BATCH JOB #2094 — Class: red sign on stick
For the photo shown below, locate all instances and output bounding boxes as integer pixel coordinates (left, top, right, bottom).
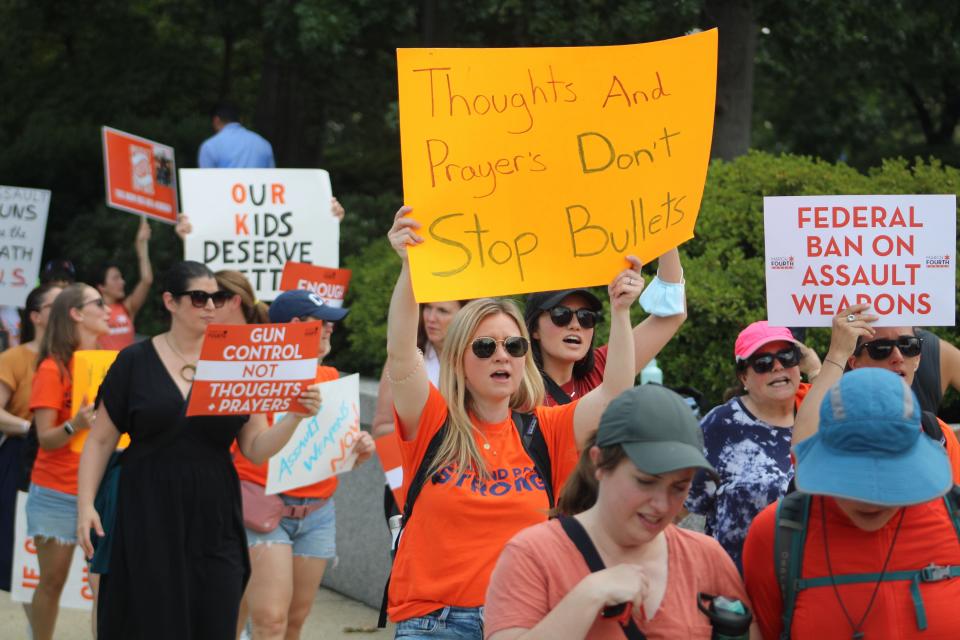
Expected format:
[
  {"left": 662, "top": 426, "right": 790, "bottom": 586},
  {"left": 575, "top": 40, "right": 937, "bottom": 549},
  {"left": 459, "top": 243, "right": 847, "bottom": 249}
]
[
  {"left": 279, "top": 262, "right": 352, "bottom": 307},
  {"left": 102, "top": 126, "right": 178, "bottom": 223},
  {"left": 187, "top": 323, "right": 321, "bottom": 416}
]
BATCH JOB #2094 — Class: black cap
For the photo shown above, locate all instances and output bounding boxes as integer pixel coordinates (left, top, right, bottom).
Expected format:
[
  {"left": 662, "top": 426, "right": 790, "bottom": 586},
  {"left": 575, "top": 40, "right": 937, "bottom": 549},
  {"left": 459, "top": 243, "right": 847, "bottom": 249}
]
[{"left": 523, "top": 289, "right": 602, "bottom": 325}]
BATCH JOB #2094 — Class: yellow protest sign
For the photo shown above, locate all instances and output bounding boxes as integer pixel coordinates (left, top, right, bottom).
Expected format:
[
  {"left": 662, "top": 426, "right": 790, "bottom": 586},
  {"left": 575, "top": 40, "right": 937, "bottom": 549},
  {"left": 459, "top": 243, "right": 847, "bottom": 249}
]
[
  {"left": 69, "top": 350, "right": 129, "bottom": 453},
  {"left": 398, "top": 30, "right": 717, "bottom": 301}
]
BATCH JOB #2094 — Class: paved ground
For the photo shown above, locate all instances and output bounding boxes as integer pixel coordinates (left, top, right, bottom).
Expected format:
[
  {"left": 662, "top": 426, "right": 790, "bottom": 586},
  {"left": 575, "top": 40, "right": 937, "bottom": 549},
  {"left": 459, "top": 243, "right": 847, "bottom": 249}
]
[{"left": 0, "top": 587, "right": 395, "bottom": 639}]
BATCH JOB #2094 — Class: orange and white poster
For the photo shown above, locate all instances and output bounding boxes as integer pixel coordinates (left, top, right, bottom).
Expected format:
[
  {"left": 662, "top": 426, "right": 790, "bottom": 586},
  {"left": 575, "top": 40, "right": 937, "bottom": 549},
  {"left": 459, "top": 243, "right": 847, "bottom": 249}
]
[
  {"left": 12, "top": 492, "right": 93, "bottom": 610},
  {"left": 279, "top": 262, "right": 351, "bottom": 307},
  {"left": 397, "top": 31, "right": 717, "bottom": 301},
  {"left": 375, "top": 433, "right": 405, "bottom": 508},
  {"left": 102, "top": 126, "right": 178, "bottom": 223},
  {"left": 187, "top": 323, "right": 321, "bottom": 416}
]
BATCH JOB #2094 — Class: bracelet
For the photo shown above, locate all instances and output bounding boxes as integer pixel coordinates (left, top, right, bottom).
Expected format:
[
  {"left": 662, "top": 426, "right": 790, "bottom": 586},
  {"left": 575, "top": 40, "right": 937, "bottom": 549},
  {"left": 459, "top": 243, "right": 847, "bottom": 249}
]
[
  {"left": 386, "top": 349, "right": 424, "bottom": 385},
  {"left": 63, "top": 421, "right": 75, "bottom": 436},
  {"left": 20, "top": 420, "right": 31, "bottom": 435},
  {"left": 823, "top": 358, "right": 845, "bottom": 372}
]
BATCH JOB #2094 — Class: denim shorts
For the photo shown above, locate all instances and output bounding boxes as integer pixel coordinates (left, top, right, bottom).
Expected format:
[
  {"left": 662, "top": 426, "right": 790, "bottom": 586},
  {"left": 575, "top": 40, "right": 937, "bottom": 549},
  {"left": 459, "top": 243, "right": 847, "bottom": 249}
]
[
  {"left": 395, "top": 606, "right": 484, "bottom": 640},
  {"left": 244, "top": 495, "right": 335, "bottom": 559},
  {"left": 26, "top": 483, "right": 77, "bottom": 544}
]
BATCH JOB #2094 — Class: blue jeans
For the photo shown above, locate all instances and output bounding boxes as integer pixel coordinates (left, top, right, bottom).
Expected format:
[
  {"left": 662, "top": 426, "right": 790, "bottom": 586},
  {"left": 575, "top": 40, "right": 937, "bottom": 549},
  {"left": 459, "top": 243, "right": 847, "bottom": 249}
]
[{"left": 395, "top": 606, "right": 484, "bottom": 639}]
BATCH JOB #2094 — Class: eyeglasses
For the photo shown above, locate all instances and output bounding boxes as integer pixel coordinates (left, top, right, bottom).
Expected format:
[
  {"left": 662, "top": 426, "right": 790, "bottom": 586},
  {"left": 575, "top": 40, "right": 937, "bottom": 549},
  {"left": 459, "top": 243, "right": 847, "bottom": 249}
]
[
  {"left": 174, "top": 290, "right": 233, "bottom": 308},
  {"left": 77, "top": 298, "right": 106, "bottom": 310},
  {"left": 854, "top": 335, "right": 922, "bottom": 360},
  {"left": 547, "top": 306, "right": 602, "bottom": 329},
  {"left": 740, "top": 346, "right": 802, "bottom": 374},
  {"left": 471, "top": 336, "right": 529, "bottom": 359}
]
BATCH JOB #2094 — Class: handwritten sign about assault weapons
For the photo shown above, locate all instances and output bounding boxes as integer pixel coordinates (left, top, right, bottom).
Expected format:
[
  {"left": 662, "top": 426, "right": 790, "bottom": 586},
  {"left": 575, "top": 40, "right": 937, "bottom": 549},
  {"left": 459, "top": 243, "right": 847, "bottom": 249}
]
[
  {"left": 0, "top": 185, "right": 49, "bottom": 307},
  {"left": 266, "top": 374, "right": 361, "bottom": 495},
  {"left": 187, "top": 323, "right": 321, "bottom": 417},
  {"left": 278, "top": 262, "right": 351, "bottom": 307},
  {"left": 764, "top": 195, "right": 956, "bottom": 327},
  {"left": 102, "top": 127, "right": 178, "bottom": 223},
  {"left": 397, "top": 31, "right": 717, "bottom": 301},
  {"left": 181, "top": 169, "right": 338, "bottom": 301}
]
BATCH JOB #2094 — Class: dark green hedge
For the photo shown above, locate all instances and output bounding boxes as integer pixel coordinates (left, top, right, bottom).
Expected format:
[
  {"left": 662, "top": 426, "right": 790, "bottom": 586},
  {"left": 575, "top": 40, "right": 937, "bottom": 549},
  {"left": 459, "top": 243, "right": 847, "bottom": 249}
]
[{"left": 332, "top": 151, "right": 960, "bottom": 418}]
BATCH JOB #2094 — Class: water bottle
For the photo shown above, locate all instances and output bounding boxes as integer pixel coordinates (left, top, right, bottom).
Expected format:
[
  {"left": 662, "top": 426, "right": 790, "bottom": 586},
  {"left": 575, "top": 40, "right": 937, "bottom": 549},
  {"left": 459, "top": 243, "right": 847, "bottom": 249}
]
[
  {"left": 697, "top": 593, "right": 752, "bottom": 640},
  {"left": 640, "top": 358, "right": 663, "bottom": 385}
]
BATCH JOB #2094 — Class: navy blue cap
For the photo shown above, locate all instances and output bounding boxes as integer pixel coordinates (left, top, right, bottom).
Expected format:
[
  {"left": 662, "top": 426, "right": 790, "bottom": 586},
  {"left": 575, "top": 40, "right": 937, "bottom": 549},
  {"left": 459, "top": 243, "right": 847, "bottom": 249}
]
[{"left": 268, "top": 290, "right": 349, "bottom": 323}]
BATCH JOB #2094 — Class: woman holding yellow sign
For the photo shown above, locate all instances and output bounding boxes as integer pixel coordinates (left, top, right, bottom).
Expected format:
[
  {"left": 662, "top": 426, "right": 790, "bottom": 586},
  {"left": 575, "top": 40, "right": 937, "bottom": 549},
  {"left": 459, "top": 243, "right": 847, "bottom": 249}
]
[
  {"left": 76, "top": 261, "right": 323, "bottom": 640},
  {"left": 383, "top": 205, "right": 642, "bottom": 639},
  {"left": 27, "top": 282, "right": 109, "bottom": 640}
]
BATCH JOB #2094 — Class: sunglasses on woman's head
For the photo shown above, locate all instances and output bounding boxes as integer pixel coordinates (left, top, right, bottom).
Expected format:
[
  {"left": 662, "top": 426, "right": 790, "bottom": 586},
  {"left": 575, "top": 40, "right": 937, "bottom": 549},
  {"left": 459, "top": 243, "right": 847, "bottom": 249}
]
[
  {"left": 854, "top": 335, "right": 922, "bottom": 360},
  {"left": 471, "top": 336, "right": 529, "bottom": 359},
  {"left": 741, "top": 346, "right": 802, "bottom": 374},
  {"left": 175, "top": 290, "right": 233, "bottom": 309},
  {"left": 548, "top": 306, "right": 601, "bottom": 329}
]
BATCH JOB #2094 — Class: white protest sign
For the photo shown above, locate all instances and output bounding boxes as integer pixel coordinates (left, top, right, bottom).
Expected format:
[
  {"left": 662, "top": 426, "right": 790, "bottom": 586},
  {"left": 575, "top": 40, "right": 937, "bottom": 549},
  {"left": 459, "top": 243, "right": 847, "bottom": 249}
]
[
  {"left": 764, "top": 195, "right": 956, "bottom": 327},
  {"left": 0, "top": 186, "right": 50, "bottom": 307},
  {"left": 11, "top": 492, "right": 93, "bottom": 610},
  {"left": 181, "top": 169, "right": 338, "bottom": 301},
  {"left": 266, "top": 374, "right": 361, "bottom": 495}
]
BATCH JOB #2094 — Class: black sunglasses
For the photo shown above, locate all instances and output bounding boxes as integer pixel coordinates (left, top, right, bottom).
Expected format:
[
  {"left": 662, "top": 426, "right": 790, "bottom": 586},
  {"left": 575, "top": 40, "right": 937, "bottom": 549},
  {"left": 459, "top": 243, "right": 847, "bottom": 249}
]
[
  {"left": 174, "top": 290, "right": 233, "bottom": 309},
  {"left": 548, "top": 305, "right": 602, "bottom": 329},
  {"left": 471, "top": 336, "right": 529, "bottom": 359},
  {"left": 740, "top": 346, "right": 802, "bottom": 374},
  {"left": 854, "top": 335, "right": 922, "bottom": 360}
]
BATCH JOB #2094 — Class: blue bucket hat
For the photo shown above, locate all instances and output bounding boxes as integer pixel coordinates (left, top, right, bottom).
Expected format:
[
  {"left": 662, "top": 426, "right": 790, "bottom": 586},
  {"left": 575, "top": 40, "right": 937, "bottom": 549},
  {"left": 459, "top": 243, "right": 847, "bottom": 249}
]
[{"left": 794, "top": 368, "right": 952, "bottom": 506}]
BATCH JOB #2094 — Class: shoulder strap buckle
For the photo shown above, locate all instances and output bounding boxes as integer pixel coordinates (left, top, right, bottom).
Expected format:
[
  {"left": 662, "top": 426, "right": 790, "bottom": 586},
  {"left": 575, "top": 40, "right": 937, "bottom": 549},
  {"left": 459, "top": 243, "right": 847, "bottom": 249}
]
[{"left": 920, "top": 563, "right": 953, "bottom": 583}]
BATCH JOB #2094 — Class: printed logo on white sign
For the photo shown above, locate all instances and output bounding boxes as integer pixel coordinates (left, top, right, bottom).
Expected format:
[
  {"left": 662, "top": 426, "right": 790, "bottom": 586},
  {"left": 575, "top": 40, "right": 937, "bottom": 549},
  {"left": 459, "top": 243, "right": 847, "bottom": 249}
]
[
  {"left": 266, "top": 374, "right": 362, "bottom": 495},
  {"left": 181, "top": 169, "right": 338, "bottom": 301},
  {"left": 11, "top": 492, "right": 93, "bottom": 610},
  {"left": 764, "top": 194, "right": 956, "bottom": 327},
  {"left": 0, "top": 186, "right": 51, "bottom": 307}
]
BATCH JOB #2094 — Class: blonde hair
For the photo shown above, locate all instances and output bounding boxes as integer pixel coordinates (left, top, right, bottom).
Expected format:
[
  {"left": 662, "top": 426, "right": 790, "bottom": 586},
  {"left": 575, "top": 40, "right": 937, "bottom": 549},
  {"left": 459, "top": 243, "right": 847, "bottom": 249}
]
[
  {"left": 432, "top": 298, "right": 545, "bottom": 477},
  {"left": 215, "top": 270, "right": 269, "bottom": 324}
]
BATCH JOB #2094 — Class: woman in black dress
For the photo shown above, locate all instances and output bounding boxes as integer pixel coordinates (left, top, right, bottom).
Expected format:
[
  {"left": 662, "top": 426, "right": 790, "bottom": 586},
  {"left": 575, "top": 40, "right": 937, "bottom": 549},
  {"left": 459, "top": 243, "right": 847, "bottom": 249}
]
[{"left": 75, "top": 261, "right": 321, "bottom": 639}]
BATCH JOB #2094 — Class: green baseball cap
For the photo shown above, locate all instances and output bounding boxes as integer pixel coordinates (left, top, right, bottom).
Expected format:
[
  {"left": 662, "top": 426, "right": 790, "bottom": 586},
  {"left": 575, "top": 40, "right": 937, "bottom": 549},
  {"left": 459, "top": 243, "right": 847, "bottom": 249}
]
[{"left": 596, "top": 385, "right": 717, "bottom": 479}]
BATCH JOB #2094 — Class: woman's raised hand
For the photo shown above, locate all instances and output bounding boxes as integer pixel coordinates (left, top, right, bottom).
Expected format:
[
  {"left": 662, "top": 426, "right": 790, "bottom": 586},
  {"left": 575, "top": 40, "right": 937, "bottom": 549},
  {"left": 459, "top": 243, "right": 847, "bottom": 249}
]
[
  {"left": 388, "top": 206, "right": 423, "bottom": 261},
  {"left": 352, "top": 431, "right": 376, "bottom": 466},
  {"left": 73, "top": 402, "right": 96, "bottom": 431},
  {"left": 829, "top": 303, "right": 878, "bottom": 361},
  {"left": 608, "top": 256, "right": 644, "bottom": 311}
]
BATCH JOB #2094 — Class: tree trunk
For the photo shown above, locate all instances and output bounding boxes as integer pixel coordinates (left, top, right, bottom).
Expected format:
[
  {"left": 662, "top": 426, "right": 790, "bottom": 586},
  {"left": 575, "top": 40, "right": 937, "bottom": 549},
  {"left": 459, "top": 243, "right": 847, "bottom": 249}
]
[{"left": 704, "top": 0, "right": 756, "bottom": 160}]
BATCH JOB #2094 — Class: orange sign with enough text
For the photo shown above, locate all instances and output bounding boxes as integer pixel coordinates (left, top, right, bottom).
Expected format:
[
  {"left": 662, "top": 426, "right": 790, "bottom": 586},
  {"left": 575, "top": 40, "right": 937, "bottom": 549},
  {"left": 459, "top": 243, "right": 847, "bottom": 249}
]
[
  {"left": 102, "top": 126, "right": 178, "bottom": 223},
  {"left": 397, "top": 31, "right": 717, "bottom": 301},
  {"left": 279, "top": 262, "right": 352, "bottom": 307},
  {"left": 187, "top": 323, "right": 321, "bottom": 417}
]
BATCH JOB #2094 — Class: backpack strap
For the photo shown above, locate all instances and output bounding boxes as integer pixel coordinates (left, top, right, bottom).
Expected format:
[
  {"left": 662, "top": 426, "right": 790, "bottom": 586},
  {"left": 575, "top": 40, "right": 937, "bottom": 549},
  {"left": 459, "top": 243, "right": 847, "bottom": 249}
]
[
  {"left": 377, "top": 420, "right": 449, "bottom": 628},
  {"left": 944, "top": 485, "right": 960, "bottom": 541},
  {"left": 542, "top": 372, "right": 574, "bottom": 405},
  {"left": 773, "top": 492, "right": 811, "bottom": 640},
  {"left": 513, "top": 411, "right": 555, "bottom": 508},
  {"left": 557, "top": 516, "right": 647, "bottom": 640},
  {"left": 920, "top": 410, "right": 945, "bottom": 447}
]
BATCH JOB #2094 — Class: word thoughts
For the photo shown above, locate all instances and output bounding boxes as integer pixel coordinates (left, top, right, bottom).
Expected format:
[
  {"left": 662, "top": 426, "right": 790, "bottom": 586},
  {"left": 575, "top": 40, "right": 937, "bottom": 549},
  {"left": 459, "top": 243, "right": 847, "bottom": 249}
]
[
  {"left": 397, "top": 31, "right": 717, "bottom": 300},
  {"left": 187, "top": 323, "right": 321, "bottom": 416},
  {"left": 764, "top": 195, "right": 956, "bottom": 326},
  {"left": 182, "top": 169, "right": 339, "bottom": 300}
]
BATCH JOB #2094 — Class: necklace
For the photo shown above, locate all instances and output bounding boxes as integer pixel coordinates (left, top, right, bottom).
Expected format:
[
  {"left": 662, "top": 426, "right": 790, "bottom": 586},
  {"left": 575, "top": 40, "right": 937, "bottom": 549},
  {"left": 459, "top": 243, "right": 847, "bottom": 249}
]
[
  {"left": 821, "top": 496, "right": 906, "bottom": 639},
  {"left": 164, "top": 333, "right": 197, "bottom": 382}
]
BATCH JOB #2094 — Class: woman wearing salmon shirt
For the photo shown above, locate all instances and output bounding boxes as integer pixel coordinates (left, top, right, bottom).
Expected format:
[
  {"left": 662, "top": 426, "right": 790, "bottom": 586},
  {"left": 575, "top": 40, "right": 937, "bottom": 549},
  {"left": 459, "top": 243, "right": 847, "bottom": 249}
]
[
  {"left": 27, "top": 283, "right": 109, "bottom": 640},
  {"left": 384, "top": 206, "right": 643, "bottom": 639}
]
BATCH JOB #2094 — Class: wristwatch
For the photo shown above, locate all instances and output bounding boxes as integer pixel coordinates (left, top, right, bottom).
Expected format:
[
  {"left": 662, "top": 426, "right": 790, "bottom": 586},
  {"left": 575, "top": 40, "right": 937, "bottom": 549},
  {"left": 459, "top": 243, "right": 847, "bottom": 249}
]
[{"left": 63, "top": 421, "right": 75, "bottom": 436}]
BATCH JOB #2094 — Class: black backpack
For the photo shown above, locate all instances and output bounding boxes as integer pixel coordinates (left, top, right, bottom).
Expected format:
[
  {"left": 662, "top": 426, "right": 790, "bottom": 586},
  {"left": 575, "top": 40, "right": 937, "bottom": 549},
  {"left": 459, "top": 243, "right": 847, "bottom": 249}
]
[
  {"left": 377, "top": 411, "right": 554, "bottom": 627},
  {"left": 772, "top": 485, "right": 960, "bottom": 639}
]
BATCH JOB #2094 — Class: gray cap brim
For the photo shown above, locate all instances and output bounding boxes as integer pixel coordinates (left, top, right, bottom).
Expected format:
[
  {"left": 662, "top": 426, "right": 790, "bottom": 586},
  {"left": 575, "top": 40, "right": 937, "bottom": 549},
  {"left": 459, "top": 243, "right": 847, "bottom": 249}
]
[{"left": 621, "top": 440, "right": 718, "bottom": 481}]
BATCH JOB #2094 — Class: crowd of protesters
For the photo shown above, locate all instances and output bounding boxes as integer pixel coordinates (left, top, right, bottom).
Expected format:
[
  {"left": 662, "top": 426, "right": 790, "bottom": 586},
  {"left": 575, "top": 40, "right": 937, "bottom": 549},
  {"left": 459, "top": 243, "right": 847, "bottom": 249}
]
[{"left": 1, "top": 142, "right": 959, "bottom": 640}]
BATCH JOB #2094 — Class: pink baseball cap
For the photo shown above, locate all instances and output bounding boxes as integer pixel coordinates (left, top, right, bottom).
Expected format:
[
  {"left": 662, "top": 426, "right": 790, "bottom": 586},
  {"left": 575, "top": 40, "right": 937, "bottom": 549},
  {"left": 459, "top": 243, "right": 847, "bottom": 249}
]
[{"left": 734, "top": 321, "right": 799, "bottom": 360}]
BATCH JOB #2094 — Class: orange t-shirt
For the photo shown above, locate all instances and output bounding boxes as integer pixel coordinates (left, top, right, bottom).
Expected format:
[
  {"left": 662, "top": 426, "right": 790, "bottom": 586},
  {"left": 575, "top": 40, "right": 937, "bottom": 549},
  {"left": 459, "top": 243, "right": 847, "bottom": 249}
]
[
  {"left": 0, "top": 344, "right": 38, "bottom": 421},
  {"left": 743, "top": 496, "right": 960, "bottom": 639},
  {"left": 486, "top": 521, "right": 751, "bottom": 639},
  {"left": 387, "top": 384, "right": 579, "bottom": 621},
  {"left": 97, "top": 302, "right": 134, "bottom": 351},
  {"left": 28, "top": 357, "right": 82, "bottom": 495},
  {"left": 233, "top": 365, "right": 340, "bottom": 499}
]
